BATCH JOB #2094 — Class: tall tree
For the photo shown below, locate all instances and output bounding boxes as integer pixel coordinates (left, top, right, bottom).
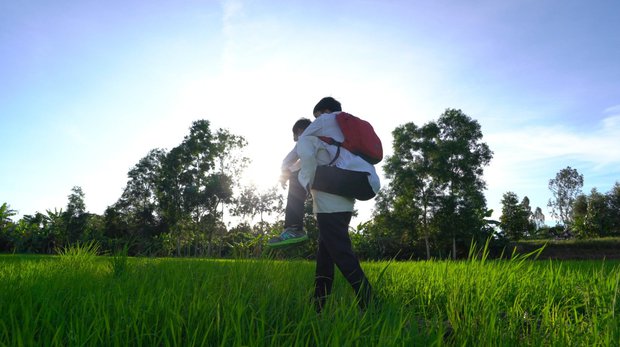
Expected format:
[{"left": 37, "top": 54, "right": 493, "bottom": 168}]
[
  {"left": 499, "top": 192, "right": 530, "bottom": 241},
  {"left": 520, "top": 196, "right": 536, "bottom": 237},
  {"left": 0, "top": 203, "right": 16, "bottom": 230},
  {"left": 532, "top": 206, "right": 545, "bottom": 230},
  {"left": 45, "top": 208, "right": 64, "bottom": 252},
  {"left": 118, "top": 149, "right": 165, "bottom": 221},
  {"left": 112, "top": 120, "right": 247, "bottom": 256},
  {"left": 155, "top": 120, "right": 247, "bottom": 256},
  {"left": 608, "top": 182, "right": 620, "bottom": 235},
  {"left": 586, "top": 188, "right": 610, "bottom": 237},
  {"left": 0, "top": 203, "right": 17, "bottom": 251},
  {"left": 381, "top": 109, "right": 493, "bottom": 259},
  {"left": 432, "top": 109, "right": 493, "bottom": 257},
  {"left": 547, "top": 166, "right": 584, "bottom": 230},
  {"left": 64, "top": 186, "right": 88, "bottom": 244},
  {"left": 66, "top": 186, "right": 86, "bottom": 218},
  {"left": 383, "top": 122, "right": 438, "bottom": 259},
  {"left": 573, "top": 188, "right": 613, "bottom": 238},
  {"left": 112, "top": 148, "right": 166, "bottom": 251}
]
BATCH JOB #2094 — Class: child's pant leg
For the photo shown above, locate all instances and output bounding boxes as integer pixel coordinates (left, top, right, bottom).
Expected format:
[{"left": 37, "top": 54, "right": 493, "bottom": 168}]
[{"left": 284, "top": 171, "right": 306, "bottom": 228}]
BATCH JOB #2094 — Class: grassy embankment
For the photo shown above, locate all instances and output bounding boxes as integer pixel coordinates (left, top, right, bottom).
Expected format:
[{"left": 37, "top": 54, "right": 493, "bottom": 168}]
[{"left": 513, "top": 237, "right": 620, "bottom": 260}]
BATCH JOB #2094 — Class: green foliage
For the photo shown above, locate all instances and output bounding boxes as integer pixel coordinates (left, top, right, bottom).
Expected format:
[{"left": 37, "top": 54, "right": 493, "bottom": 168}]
[
  {"left": 378, "top": 109, "right": 493, "bottom": 259},
  {"left": 106, "top": 120, "right": 249, "bottom": 257},
  {"left": 230, "top": 184, "right": 284, "bottom": 225},
  {"left": 351, "top": 215, "right": 417, "bottom": 260},
  {"left": 56, "top": 241, "right": 102, "bottom": 273},
  {"left": 0, "top": 203, "right": 17, "bottom": 252},
  {"left": 56, "top": 240, "right": 101, "bottom": 261},
  {"left": 532, "top": 206, "right": 545, "bottom": 231},
  {"left": 500, "top": 192, "right": 535, "bottom": 241},
  {"left": 572, "top": 185, "right": 620, "bottom": 238},
  {"left": 0, "top": 203, "right": 16, "bottom": 227},
  {"left": 609, "top": 182, "right": 620, "bottom": 235},
  {"left": 548, "top": 166, "right": 584, "bottom": 229},
  {"left": 66, "top": 186, "right": 86, "bottom": 218}
]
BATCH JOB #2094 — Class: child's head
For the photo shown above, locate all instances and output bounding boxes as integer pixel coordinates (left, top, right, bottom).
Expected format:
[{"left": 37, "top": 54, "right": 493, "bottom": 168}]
[
  {"left": 292, "top": 118, "right": 311, "bottom": 141},
  {"left": 313, "top": 97, "right": 342, "bottom": 117}
]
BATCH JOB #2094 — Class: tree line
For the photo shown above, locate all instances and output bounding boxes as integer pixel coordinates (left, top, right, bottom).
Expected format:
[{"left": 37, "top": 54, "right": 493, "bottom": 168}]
[
  {"left": 499, "top": 166, "right": 620, "bottom": 241},
  {"left": 1, "top": 110, "right": 619, "bottom": 259}
]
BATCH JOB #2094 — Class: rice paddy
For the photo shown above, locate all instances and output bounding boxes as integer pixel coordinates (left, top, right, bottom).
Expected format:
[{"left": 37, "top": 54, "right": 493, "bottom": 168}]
[{"left": 1, "top": 246, "right": 619, "bottom": 346}]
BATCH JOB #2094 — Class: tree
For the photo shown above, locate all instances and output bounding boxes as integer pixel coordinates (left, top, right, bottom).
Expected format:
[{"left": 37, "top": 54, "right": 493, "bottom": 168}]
[
  {"left": 547, "top": 166, "right": 584, "bottom": 230},
  {"left": 586, "top": 188, "right": 610, "bottom": 237},
  {"left": 361, "top": 188, "right": 420, "bottom": 259},
  {"left": 230, "top": 184, "right": 283, "bottom": 255},
  {"left": 155, "top": 120, "right": 247, "bottom": 256},
  {"left": 66, "top": 186, "right": 86, "bottom": 217},
  {"left": 112, "top": 120, "right": 247, "bottom": 256},
  {"left": 0, "top": 203, "right": 17, "bottom": 252},
  {"left": 381, "top": 108, "right": 493, "bottom": 259},
  {"left": 520, "top": 196, "right": 536, "bottom": 237},
  {"left": 44, "top": 208, "right": 65, "bottom": 252},
  {"left": 0, "top": 203, "right": 16, "bottom": 231},
  {"left": 64, "top": 186, "right": 88, "bottom": 244},
  {"left": 607, "top": 182, "right": 620, "bottom": 235},
  {"left": 499, "top": 192, "right": 531, "bottom": 241},
  {"left": 13, "top": 212, "right": 62, "bottom": 253},
  {"left": 429, "top": 109, "right": 494, "bottom": 258},
  {"left": 118, "top": 149, "right": 166, "bottom": 225},
  {"left": 231, "top": 184, "right": 283, "bottom": 227},
  {"left": 532, "top": 207, "right": 545, "bottom": 230},
  {"left": 573, "top": 188, "right": 613, "bottom": 238},
  {"left": 382, "top": 122, "right": 433, "bottom": 258}
]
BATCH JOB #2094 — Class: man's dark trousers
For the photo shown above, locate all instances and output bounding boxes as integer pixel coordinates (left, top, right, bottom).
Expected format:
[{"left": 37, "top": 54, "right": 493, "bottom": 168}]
[{"left": 314, "top": 212, "right": 372, "bottom": 311}]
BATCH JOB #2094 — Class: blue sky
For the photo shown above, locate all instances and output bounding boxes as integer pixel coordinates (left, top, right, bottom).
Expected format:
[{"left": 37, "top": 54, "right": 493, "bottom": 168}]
[{"left": 1, "top": 0, "right": 619, "bottom": 226}]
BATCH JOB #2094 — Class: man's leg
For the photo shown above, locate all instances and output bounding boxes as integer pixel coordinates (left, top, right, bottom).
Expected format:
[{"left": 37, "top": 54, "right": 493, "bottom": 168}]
[
  {"left": 316, "top": 212, "right": 372, "bottom": 310},
  {"left": 284, "top": 170, "right": 305, "bottom": 229},
  {"left": 314, "top": 235, "right": 335, "bottom": 313}
]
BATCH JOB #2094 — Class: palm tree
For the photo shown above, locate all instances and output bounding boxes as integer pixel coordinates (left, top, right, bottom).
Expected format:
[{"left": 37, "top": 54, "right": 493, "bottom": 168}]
[{"left": 0, "top": 203, "right": 17, "bottom": 228}]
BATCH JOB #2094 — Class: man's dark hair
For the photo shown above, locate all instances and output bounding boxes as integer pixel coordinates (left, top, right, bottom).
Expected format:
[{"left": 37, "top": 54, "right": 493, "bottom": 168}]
[
  {"left": 313, "top": 97, "right": 342, "bottom": 114},
  {"left": 292, "top": 118, "right": 312, "bottom": 132}
]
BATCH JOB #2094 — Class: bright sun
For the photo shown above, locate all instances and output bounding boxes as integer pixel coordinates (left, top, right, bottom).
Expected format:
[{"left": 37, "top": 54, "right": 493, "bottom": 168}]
[{"left": 240, "top": 157, "right": 284, "bottom": 193}]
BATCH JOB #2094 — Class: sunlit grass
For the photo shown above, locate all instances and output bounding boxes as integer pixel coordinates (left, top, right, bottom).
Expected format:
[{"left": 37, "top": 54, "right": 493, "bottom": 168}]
[{"left": 0, "top": 248, "right": 619, "bottom": 346}]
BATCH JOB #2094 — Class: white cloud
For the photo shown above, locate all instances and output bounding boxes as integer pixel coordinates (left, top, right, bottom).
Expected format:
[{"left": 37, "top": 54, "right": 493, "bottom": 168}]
[
  {"left": 221, "top": 0, "right": 243, "bottom": 34},
  {"left": 603, "top": 104, "right": 620, "bottom": 115},
  {"left": 487, "top": 112, "right": 620, "bottom": 168},
  {"left": 602, "top": 114, "right": 620, "bottom": 133},
  {"left": 483, "top": 109, "right": 620, "bottom": 221}
]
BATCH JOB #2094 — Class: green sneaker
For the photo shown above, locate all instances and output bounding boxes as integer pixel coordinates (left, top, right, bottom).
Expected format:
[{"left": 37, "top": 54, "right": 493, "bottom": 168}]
[{"left": 267, "top": 227, "right": 308, "bottom": 248}]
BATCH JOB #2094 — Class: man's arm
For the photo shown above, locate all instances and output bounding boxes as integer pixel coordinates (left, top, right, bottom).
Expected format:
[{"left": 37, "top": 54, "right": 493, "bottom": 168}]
[
  {"left": 296, "top": 136, "right": 319, "bottom": 193},
  {"left": 298, "top": 116, "right": 326, "bottom": 138},
  {"left": 281, "top": 145, "right": 299, "bottom": 171}
]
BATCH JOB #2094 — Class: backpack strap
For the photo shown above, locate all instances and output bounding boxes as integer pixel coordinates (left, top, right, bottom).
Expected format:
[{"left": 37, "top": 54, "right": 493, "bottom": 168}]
[{"left": 318, "top": 136, "right": 342, "bottom": 166}]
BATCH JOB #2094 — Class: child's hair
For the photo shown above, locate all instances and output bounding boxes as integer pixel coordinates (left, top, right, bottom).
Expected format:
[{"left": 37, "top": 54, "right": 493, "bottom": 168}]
[
  {"left": 313, "top": 97, "right": 342, "bottom": 114},
  {"left": 292, "top": 118, "right": 312, "bottom": 132}
]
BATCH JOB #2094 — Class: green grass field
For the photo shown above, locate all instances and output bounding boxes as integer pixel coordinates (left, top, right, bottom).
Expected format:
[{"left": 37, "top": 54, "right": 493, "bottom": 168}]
[{"left": 1, "top": 246, "right": 619, "bottom": 346}]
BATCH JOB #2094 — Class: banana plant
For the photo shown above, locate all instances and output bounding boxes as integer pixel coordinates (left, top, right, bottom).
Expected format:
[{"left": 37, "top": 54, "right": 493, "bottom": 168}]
[{"left": 0, "top": 202, "right": 17, "bottom": 228}]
